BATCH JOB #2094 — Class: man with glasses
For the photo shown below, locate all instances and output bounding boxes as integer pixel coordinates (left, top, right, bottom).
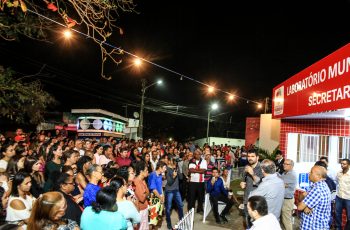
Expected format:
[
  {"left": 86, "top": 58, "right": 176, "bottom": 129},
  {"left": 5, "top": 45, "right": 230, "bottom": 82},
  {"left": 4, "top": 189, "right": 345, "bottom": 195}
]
[
  {"left": 280, "top": 159, "right": 297, "bottom": 230},
  {"left": 335, "top": 159, "right": 350, "bottom": 230},
  {"left": 55, "top": 173, "right": 82, "bottom": 224}
]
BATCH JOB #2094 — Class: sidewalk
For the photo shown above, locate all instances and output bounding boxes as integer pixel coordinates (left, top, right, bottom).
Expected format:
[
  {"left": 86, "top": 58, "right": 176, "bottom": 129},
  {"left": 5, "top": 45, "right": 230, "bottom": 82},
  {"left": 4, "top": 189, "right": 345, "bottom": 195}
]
[
  {"left": 161, "top": 168, "right": 300, "bottom": 230},
  {"left": 161, "top": 201, "right": 245, "bottom": 230}
]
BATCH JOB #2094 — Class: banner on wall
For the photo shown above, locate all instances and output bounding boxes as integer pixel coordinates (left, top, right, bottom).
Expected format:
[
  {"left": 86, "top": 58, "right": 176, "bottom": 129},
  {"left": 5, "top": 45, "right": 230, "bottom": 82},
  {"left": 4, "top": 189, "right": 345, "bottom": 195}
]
[{"left": 272, "top": 43, "right": 350, "bottom": 119}]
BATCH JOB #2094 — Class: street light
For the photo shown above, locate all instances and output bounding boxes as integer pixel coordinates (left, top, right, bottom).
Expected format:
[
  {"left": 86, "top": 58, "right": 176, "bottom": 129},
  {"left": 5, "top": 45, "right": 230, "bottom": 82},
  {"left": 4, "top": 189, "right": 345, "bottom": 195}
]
[
  {"left": 138, "top": 79, "right": 162, "bottom": 139},
  {"left": 206, "top": 103, "right": 218, "bottom": 144}
]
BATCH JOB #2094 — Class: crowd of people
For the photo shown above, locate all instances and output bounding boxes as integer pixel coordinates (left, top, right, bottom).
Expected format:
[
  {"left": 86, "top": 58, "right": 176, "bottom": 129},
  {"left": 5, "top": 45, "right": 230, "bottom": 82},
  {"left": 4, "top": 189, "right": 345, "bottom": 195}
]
[
  {"left": 0, "top": 128, "right": 241, "bottom": 230},
  {"left": 0, "top": 128, "right": 349, "bottom": 230}
]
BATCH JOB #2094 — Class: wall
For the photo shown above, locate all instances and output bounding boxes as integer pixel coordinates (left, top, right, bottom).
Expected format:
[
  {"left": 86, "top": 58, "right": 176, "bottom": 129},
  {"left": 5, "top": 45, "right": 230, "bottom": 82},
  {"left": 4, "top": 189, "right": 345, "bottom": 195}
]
[
  {"left": 258, "top": 114, "right": 280, "bottom": 153},
  {"left": 280, "top": 118, "right": 350, "bottom": 156},
  {"left": 194, "top": 137, "right": 245, "bottom": 148},
  {"left": 280, "top": 118, "right": 350, "bottom": 185},
  {"left": 245, "top": 117, "right": 260, "bottom": 147}
]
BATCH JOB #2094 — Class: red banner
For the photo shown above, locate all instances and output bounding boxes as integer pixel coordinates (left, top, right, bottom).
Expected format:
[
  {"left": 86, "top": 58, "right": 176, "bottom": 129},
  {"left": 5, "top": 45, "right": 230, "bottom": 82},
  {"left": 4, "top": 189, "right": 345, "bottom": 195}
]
[
  {"left": 272, "top": 43, "right": 350, "bottom": 119},
  {"left": 245, "top": 117, "right": 260, "bottom": 147}
]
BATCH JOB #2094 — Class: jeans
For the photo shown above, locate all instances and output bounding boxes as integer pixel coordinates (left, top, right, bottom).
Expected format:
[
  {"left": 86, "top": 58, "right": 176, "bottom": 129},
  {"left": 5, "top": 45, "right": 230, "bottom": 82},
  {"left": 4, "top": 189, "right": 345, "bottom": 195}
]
[
  {"left": 335, "top": 196, "right": 350, "bottom": 230},
  {"left": 165, "top": 190, "right": 184, "bottom": 229}
]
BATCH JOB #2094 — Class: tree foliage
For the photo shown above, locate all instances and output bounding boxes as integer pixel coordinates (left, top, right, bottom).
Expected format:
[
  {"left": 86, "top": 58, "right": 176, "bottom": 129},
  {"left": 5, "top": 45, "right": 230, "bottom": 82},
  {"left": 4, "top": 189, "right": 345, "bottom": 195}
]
[
  {"left": 256, "top": 145, "right": 280, "bottom": 161},
  {"left": 0, "top": 66, "right": 56, "bottom": 124},
  {"left": 0, "top": 0, "right": 137, "bottom": 79}
]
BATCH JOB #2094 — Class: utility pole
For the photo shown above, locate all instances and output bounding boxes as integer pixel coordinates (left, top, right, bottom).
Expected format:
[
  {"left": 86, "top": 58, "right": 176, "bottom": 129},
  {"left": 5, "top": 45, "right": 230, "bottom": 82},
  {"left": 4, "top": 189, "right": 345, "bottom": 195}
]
[
  {"left": 138, "top": 79, "right": 162, "bottom": 140},
  {"left": 138, "top": 78, "right": 146, "bottom": 139}
]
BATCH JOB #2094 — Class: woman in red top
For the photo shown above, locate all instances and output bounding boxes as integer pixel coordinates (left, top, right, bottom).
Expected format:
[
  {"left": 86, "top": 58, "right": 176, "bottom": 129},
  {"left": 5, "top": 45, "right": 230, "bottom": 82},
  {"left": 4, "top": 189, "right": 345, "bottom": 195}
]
[{"left": 133, "top": 161, "right": 150, "bottom": 230}]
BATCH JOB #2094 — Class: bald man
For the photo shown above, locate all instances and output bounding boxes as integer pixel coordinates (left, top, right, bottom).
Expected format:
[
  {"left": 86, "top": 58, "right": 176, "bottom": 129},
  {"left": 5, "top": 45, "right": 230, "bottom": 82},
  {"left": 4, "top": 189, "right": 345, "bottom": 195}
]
[{"left": 298, "top": 166, "right": 331, "bottom": 230}]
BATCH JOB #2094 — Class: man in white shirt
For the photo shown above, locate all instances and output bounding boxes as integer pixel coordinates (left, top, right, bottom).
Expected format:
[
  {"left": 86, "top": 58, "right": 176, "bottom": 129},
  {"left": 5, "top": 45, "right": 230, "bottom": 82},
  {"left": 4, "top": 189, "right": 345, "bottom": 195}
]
[
  {"left": 188, "top": 149, "right": 207, "bottom": 213},
  {"left": 247, "top": 195, "right": 281, "bottom": 230},
  {"left": 335, "top": 158, "right": 350, "bottom": 230}
]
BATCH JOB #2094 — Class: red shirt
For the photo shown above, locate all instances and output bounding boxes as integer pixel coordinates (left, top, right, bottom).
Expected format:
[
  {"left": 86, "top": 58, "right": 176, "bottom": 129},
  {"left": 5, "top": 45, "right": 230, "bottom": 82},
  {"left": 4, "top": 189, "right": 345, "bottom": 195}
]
[
  {"left": 225, "top": 154, "right": 231, "bottom": 165},
  {"left": 116, "top": 156, "right": 131, "bottom": 167}
]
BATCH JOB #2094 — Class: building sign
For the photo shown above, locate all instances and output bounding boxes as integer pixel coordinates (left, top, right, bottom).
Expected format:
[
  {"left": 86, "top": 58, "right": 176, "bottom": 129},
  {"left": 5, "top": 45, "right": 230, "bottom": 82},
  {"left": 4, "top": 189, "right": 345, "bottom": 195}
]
[
  {"left": 78, "top": 132, "right": 102, "bottom": 137},
  {"left": 272, "top": 43, "right": 350, "bottom": 118},
  {"left": 77, "top": 116, "right": 125, "bottom": 135}
]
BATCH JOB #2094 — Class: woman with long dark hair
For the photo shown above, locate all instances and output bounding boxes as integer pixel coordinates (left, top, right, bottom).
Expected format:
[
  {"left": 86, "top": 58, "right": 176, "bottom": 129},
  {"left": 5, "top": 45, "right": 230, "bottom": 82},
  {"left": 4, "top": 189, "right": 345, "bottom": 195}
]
[
  {"left": 80, "top": 186, "right": 127, "bottom": 230},
  {"left": 23, "top": 157, "right": 44, "bottom": 198},
  {"left": 133, "top": 161, "right": 150, "bottom": 230},
  {"left": 75, "top": 156, "right": 92, "bottom": 195},
  {"left": 143, "top": 152, "right": 152, "bottom": 175},
  {"left": 6, "top": 155, "right": 25, "bottom": 180},
  {"left": 110, "top": 177, "right": 140, "bottom": 230},
  {"left": 27, "top": 191, "right": 79, "bottom": 230},
  {"left": 6, "top": 171, "right": 34, "bottom": 228},
  {"left": 44, "top": 144, "right": 63, "bottom": 192},
  {"left": 0, "top": 142, "right": 16, "bottom": 171}
]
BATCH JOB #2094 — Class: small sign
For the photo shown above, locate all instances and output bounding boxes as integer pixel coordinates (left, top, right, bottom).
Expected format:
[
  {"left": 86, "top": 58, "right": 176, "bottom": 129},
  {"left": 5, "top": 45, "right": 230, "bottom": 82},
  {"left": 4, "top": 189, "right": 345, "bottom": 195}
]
[{"left": 298, "top": 173, "right": 310, "bottom": 191}]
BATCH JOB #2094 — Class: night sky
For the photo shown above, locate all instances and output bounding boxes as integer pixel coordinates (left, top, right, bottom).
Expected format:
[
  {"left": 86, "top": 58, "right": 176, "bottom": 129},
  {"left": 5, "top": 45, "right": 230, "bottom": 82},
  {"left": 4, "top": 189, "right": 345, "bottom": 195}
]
[{"left": 1, "top": 0, "right": 350, "bottom": 140}]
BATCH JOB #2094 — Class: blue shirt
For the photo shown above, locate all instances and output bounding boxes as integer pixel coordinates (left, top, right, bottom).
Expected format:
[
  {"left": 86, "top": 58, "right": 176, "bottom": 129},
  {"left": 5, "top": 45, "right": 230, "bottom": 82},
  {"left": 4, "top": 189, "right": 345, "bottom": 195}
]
[
  {"left": 300, "top": 180, "right": 331, "bottom": 230},
  {"left": 117, "top": 201, "right": 141, "bottom": 230},
  {"left": 206, "top": 177, "right": 228, "bottom": 197},
  {"left": 148, "top": 171, "right": 163, "bottom": 195},
  {"left": 80, "top": 206, "right": 127, "bottom": 230},
  {"left": 83, "top": 183, "right": 101, "bottom": 207}
]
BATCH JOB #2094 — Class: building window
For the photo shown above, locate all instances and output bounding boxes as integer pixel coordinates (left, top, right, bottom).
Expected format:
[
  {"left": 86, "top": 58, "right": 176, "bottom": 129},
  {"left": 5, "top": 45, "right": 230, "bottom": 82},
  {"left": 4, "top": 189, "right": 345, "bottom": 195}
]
[
  {"left": 339, "top": 137, "right": 350, "bottom": 162},
  {"left": 297, "top": 134, "right": 330, "bottom": 163}
]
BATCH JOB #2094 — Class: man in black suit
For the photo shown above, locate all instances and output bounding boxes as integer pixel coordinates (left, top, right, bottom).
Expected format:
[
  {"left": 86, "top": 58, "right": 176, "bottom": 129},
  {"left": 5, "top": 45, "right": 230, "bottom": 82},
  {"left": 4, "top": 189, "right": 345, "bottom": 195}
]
[{"left": 274, "top": 151, "right": 285, "bottom": 175}]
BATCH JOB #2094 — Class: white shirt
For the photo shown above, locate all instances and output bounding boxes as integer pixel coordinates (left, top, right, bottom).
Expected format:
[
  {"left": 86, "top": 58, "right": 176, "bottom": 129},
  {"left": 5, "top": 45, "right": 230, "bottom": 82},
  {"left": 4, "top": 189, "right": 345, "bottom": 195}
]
[
  {"left": 150, "top": 158, "right": 158, "bottom": 171},
  {"left": 336, "top": 169, "right": 350, "bottom": 200},
  {"left": 94, "top": 153, "right": 111, "bottom": 166},
  {"left": 250, "top": 213, "right": 282, "bottom": 230},
  {"left": 0, "top": 160, "right": 8, "bottom": 170},
  {"left": 6, "top": 195, "right": 36, "bottom": 229},
  {"left": 221, "top": 176, "right": 230, "bottom": 190},
  {"left": 74, "top": 147, "right": 85, "bottom": 156},
  {"left": 189, "top": 159, "right": 207, "bottom": 183}
]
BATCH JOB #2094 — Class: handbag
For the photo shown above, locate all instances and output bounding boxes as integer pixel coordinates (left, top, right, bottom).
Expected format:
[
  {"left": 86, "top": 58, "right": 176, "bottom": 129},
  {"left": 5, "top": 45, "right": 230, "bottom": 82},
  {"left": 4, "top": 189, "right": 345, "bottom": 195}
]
[{"left": 148, "top": 193, "right": 163, "bottom": 225}]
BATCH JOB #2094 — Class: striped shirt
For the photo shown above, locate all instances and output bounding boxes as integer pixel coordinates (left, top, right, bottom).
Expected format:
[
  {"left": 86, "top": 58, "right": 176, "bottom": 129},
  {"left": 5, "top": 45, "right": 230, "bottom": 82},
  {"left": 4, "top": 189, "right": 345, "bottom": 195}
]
[{"left": 204, "top": 162, "right": 215, "bottom": 182}]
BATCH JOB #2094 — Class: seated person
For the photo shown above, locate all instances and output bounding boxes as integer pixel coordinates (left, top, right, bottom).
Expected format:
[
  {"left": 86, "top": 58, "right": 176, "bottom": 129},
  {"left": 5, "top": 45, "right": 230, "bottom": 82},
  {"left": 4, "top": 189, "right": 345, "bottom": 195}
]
[
  {"left": 247, "top": 195, "right": 281, "bottom": 230},
  {"left": 206, "top": 167, "right": 234, "bottom": 224}
]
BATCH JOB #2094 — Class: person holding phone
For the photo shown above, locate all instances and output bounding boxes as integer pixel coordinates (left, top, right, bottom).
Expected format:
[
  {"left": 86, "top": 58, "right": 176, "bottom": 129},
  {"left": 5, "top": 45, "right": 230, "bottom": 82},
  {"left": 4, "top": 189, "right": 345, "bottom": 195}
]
[
  {"left": 165, "top": 156, "right": 184, "bottom": 230},
  {"left": 207, "top": 168, "right": 234, "bottom": 224}
]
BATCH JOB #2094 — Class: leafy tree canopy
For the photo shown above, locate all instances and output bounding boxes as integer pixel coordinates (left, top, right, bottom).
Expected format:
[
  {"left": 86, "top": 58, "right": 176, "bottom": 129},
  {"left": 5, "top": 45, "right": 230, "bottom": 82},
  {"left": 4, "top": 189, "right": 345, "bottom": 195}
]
[
  {"left": 0, "top": 0, "right": 136, "bottom": 79},
  {"left": 0, "top": 66, "right": 56, "bottom": 124}
]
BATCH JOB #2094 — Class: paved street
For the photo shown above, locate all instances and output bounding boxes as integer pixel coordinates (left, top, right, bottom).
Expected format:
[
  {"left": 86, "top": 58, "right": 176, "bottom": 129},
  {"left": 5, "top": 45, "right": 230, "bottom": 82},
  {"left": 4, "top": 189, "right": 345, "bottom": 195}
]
[
  {"left": 161, "top": 200, "right": 245, "bottom": 230},
  {"left": 161, "top": 168, "right": 301, "bottom": 230}
]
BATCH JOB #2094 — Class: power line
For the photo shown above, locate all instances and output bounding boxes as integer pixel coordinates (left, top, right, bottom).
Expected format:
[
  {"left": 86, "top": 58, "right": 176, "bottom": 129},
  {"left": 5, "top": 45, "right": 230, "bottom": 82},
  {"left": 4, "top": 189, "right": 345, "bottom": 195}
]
[{"left": 26, "top": 9, "right": 264, "bottom": 106}]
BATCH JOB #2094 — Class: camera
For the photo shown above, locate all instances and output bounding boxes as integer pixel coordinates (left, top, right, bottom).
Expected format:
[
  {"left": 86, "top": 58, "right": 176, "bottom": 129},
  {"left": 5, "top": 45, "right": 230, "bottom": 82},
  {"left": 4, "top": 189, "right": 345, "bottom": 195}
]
[{"left": 126, "top": 188, "right": 135, "bottom": 197}]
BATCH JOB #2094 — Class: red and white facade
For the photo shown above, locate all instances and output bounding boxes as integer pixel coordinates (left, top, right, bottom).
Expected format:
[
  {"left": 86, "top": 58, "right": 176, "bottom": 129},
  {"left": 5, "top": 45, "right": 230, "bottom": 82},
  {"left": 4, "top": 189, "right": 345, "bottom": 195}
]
[{"left": 272, "top": 43, "right": 350, "bottom": 185}]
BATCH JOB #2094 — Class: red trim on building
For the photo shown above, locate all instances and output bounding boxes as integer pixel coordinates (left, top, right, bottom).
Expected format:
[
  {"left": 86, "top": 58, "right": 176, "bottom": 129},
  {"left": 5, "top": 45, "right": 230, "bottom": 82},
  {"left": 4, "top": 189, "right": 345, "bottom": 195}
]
[{"left": 279, "top": 118, "right": 350, "bottom": 155}]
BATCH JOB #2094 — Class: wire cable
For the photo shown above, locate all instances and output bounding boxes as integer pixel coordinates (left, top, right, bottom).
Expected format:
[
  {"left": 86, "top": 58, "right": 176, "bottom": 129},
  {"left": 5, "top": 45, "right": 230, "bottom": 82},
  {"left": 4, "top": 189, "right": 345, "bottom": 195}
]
[{"left": 26, "top": 9, "right": 263, "bottom": 105}]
